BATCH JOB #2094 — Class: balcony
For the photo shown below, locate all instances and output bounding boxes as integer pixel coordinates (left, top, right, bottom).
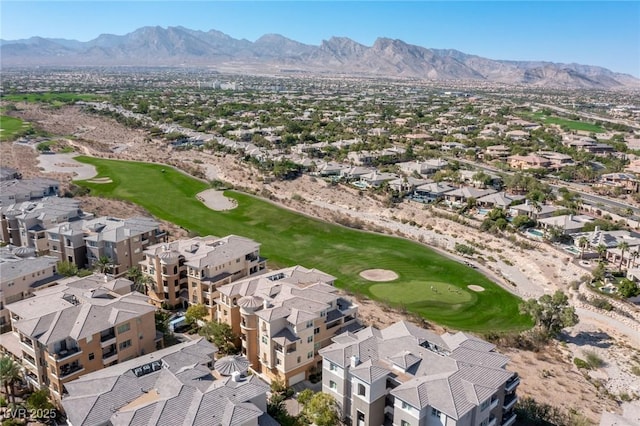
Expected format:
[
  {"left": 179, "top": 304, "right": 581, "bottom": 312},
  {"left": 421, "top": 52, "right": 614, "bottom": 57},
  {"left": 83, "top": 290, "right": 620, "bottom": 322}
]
[
  {"left": 501, "top": 413, "right": 516, "bottom": 426},
  {"left": 59, "top": 362, "right": 84, "bottom": 379},
  {"left": 490, "top": 397, "right": 499, "bottom": 410},
  {"left": 19, "top": 337, "right": 34, "bottom": 351},
  {"left": 503, "top": 394, "right": 518, "bottom": 411},
  {"left": 101, "top": 337, "right": 116, "bottom": 348},
  {"left": 53, "top": 346, "right": 81, "bottom": 361},
  {"left": 102, "top": 349, "right": 118, "bottom": 365},
  {"left": 488, "top": 416, "right": 497, "bottom": 426},
  {"left": 505, "top": 374, "right": 519, "bottom": 392}
]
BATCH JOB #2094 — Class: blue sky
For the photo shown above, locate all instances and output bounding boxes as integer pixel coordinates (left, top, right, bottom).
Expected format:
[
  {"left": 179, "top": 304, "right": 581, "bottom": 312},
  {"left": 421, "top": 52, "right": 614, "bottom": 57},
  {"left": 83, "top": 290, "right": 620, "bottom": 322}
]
[{"left": 1, "top": 1, "right": 638, "bottom": 76}]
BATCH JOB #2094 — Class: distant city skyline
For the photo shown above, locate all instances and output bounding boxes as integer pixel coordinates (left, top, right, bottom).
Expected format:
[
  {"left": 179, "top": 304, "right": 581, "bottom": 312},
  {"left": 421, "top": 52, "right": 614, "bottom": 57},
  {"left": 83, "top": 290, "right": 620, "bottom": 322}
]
[{"left": 1, "top": 1, "right": 638, "bottom": 77}]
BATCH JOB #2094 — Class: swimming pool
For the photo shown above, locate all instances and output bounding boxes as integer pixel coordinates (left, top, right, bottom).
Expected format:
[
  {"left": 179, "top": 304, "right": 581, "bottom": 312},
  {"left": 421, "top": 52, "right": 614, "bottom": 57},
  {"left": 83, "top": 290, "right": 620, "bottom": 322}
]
[{"left": 526, "top": 228, "right": 545, "bottom": 238}]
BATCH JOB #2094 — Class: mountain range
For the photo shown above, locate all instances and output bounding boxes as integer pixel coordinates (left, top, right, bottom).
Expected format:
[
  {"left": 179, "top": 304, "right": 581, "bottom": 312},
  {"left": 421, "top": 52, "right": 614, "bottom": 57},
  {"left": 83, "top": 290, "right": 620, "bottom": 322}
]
[{"left": 2, "top": 26, "right": 637, "bottom": 89}]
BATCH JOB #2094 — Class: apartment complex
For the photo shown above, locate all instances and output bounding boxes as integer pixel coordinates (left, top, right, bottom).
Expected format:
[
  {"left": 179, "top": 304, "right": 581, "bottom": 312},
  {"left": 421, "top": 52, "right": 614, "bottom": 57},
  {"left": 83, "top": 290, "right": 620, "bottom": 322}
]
[
  {"left": 0, "top": 274, "right": 159, "bottom": 402},
  {"left": 46, "top": 216, "right": 166, "bottom": 276},
  {"left": 62, "top": 338, "right": 274, "bottom": 426},
  {"left": 0, "top": 250, "right": 60, "bottom": 329},
  {"left": 216, "top": 265, "right": 359, "bottom": 386},
  {"left": 0, "top": 177, "right": 59, "bottom": 205},
  {"left": 140, "top": 235, "right": 266, "bottom": 313},
  {"left": 0, "top": 197, "right": 88, "bottom": 253},
  {"left": 320, "top": 321, "right": 519, "bottom": 426}
]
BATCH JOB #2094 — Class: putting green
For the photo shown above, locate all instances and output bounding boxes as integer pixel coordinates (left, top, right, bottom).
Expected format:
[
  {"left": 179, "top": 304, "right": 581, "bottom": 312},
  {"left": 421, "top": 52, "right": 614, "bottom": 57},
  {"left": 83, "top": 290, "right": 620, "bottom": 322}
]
[{"left": 370, "top": 281, "right": 474, "bottom": 305}]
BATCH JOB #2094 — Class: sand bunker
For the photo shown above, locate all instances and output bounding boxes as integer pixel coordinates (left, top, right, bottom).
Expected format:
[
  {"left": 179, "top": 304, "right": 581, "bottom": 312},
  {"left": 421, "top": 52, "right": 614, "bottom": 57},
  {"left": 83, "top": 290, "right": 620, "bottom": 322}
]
[
  {"left": 37, "top": 153, "right": 97, "bottom": 180},
  {"left": 197, "top": 189, "right": 238, "bottom": 211},
  {"left": 359, "top": 269, "right": 399, "bottom": 282},
  {"left": 86, "top": 177, "right": 113, "bottom": 184},
  {"left": 468, "top": 285, "right": 485, "bottom": 292}
]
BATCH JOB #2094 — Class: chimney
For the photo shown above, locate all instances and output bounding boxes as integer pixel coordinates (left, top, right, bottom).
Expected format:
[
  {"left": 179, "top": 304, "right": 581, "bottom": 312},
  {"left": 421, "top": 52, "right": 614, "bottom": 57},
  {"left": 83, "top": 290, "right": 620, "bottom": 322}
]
[
  {"left": 595, "top": 226, "right": 600, "bottom": 233},
  {"left": 350, "top": 355, "right": 360, "bottom": 368},
  {"left": 103, "top": 274, "right": 108, "bottom": 282},
  {"left": 525, "top": 199, "right": 529, "bottom": 206},
  {"left": 263, "top": 299, "right": 271, "bottom": 310}
]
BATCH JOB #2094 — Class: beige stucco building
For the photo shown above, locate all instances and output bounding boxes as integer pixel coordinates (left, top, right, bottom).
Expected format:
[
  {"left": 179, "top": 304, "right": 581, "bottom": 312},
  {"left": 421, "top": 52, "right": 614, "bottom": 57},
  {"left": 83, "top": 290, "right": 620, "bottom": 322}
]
[
  {"left": 216, "top": 265, "right": 359, "bottom": 386},
  {"left": 0, "top": 274, "right": 159, "bottom": 403}
]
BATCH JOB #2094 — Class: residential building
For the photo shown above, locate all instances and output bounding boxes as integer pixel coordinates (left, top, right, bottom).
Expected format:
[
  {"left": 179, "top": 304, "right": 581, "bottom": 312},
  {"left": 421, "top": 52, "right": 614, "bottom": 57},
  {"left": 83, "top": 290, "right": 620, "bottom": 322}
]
[
  {"left": 320, "top": 321, "right": 519, "bottom": 426},
  {"left": 62, "top": 338, "right": 276, "bottom": 426},
  {"left": 0, "top": 197, "right": 88, "bottom": 253},
  {"left": 537, "top": 214, "right": 594, "bottom": 236},
  {"left": 0, "top": 177, "right": 59, "bottom": 205},
  {"left": 216, "top": 265, "right": 359, "bottom": 386},
  {"left": 537, "top": 151, "right": 576, "bottom": 169},
  {"left": 0, "top": 274, "right": 159, "bottom": 402},
  {"left": 0, "top": 251, "right": 60, "bottom": 330},
  {"left": 597, "top": 173, "right": 640, "bottom": 193},
  {"left": 483, "top": 145, "right": 511, "bottom": 161},
  {"left": 46, "top": 216, "right": 166, "bottom": 276},
  {"left": 0, "top": 167, "right": 20, "bottom": 182},
  {"left": 507, "top": 154, "right": 551, "bottom": 170},
  {"left": 509, "top": 201, "right": 564, "bottom": 220},
  {"left": 476, "top": 192, "right": 526, "bottom": 209},
  {"left": 140, "top": 235, "right": 266, "bottom": 314},
  {"left": 444, "top": 187, "right": 497, "bottom": 207},
  {"left": 411, "top": 182, "right": 456, "bottom": 204}
]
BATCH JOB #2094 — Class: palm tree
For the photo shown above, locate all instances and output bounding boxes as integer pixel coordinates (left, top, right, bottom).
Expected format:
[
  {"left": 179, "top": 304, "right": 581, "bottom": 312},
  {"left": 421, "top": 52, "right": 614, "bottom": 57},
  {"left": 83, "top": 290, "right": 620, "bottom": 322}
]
[
  {"left": 126, "top": 266, "right": 150, "bottom": 295},
  {"left": 596, "top": 244, "right": 607, "bottom": 261},
  {"left": 578, "top": 236, "right": 589, "bottom": 259},
  {"left": 0, "top": 355, "right": 22, "bottom": 404},
  {"left": 617, "top": 241, "right": 630, "bottom": 270},
  {"left": 630, "top": 250, "right": 640, "bottom": 269},
  {"left": 95, "top": 255, "right": 112, "bottom": 274}
]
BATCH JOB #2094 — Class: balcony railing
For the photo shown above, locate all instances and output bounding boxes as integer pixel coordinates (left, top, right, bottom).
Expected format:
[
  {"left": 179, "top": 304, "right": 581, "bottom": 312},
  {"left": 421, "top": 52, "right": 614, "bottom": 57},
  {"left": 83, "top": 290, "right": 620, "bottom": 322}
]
[
  {"left": 59, "top": 363, "right": 84, "bottom": 378},
  {"left": 505, "top": 374, "right": 520, "bottom": 392},
  {"left": 490, "top": 397, "right": 499, "bottom": 410},
  {"left": 488, "top": 416, "right": 497, "bottom": 426},
  {"left": 53, "top": 346, "right": 81, "bottom": 361},
  {"left": 102, "top": 349, "right": 118, "bottom": 364},
  {"left": 501, "top": 413, "right": 517, "bottom": 426},
  {"left": 503, "top": 394, "right": 518, "bottom": 411}
]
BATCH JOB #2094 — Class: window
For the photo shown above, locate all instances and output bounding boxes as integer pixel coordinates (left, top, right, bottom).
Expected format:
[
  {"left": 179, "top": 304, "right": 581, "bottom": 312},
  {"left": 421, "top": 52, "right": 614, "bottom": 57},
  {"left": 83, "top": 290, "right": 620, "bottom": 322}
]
[
  {"left": 119, "top": 339, "right": 132, "bottom": 350},
  {"left": 307, "top": 336, "right": 313, "bottom": 343},
  {"left": 480, "top": 419, "right": 489, "bottom": 426},
  {"left": 357, "top": 383, "right": 366, "bottom": 396},
  {"left": 401, "top": 421, "right": 411, "bottom": 426},
  {"left": 276, "top": 358, "right": 281, "bottom": 365},
  {"left": 431, "top": 408, "right": 441, "bottom": 417},
  {"left": 88, "top": 353, "right": 95, "bottom": 361},
  {"left": 262, "top": 335, "right": 268, "bottom": 344},
  {"left": 307, "top": 351, "right": 313, "bottom": 359},
  {"left": 402, "top": 401, "right": 412, "bottom": 411},
  {"left": 330, "top": 381, "right": 337, "bottom": 390},
  {"left": 329, "top": 362, "right": 338, "bottom": 371},
  {"left": 314, "top": 327, "right": 320, "bottom": 335},
  {"left": 306, "top": 321, "right": 314, "bottom": 328},
  {"left": 117, "top": 323, "right": 130, "bottom": 334},
  {"left": 297, "top": 356, "right": 301, "bottom": 363},
  {"left": 480, "top": 399, "right": 490, "bottom": 411}
]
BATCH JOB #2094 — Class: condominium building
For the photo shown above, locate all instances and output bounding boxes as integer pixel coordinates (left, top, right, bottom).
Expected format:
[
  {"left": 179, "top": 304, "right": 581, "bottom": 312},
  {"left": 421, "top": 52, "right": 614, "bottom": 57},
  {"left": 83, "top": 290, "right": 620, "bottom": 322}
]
[
  {"left": 0, "top": 250, "right": 60, "bottom": 330},
  {"left": 139, "top": 235, "right": 266, "bottom": 313},
  {"left": 46, "top": 216, "right": 167, "bottom": 276},
  {"left": 216, "top": 265, "right": 360, "bottom": 386},
  {"left": 320, "top": 321, "right": 520, "bottom": 426},
  {"left": 62, "top": 338, "right": 275, "bottom": 426},
  {"left": 0, "top": 177, "right": 59, "bottom": 205},
  {"left": 0, "top": 274, "right": 159, "bottom": 402},
  {"left": 0, "top": 197, "right": 88, "bottom": 253}
]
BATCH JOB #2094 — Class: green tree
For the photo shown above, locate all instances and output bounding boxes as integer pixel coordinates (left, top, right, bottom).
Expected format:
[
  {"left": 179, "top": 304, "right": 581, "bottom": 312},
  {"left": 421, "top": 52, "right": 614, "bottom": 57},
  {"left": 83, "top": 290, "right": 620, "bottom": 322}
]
[
  {"left": 577, "top": 237, "right": 589, "bottom": 260},
  {"left": 185, "top": 304, "right": 208, "bottom": 325},
  {"left": 56, "top": 260, "right": 78, "bottom": 277},
  {"left": 199, "top": 321, "right": 238, "bottom": 355},
  {"left": 617, "top": 241, "right": 629, "bottom": 270},
  {"left": 618, "top": 279, "right": 640, "bottom": 299},
  {"left": 297, "top": 389, "right": 315, "bottom": 406},
  {"left": 0, "top": 356, "right": 21, "bottom": 404},
  {"left": 301, "top": 392, "right": 340, "bottom": 426},
  {"left": 126, "top": 266, "right": 151, "bottom": 294},
  {"left": 25, "top": 388, "right": 54, "bottom": 415},
  {"left": 94, "top": 255, "right": 113, "bottom": 274},
  {"left": 596, "top": 244, "right": 608, "bottom": 261},
  {"left": 519, "top": 291, "right": 578, "bottom": 338}
]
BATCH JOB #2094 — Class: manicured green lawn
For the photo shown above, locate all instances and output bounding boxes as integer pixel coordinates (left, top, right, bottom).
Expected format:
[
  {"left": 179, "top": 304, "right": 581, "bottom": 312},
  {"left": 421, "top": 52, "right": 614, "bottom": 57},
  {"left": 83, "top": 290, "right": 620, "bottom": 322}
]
[
  {"left": 75, "top": 157, "right": 533, "bottom": 332},
  {"left": 0, "top": 115, "right": 30, "bottom": 141},
  {"left": 529, "top": 111, "right": 605, "bottom": 133}
]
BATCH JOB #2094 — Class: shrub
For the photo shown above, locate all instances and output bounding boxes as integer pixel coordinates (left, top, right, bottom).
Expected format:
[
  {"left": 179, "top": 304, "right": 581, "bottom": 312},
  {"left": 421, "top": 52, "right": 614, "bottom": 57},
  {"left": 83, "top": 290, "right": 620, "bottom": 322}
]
[
  {"left": 584, "top": 350, "right": 604, "bottom": 369},
  {"left": 590, "top": 297, "right": 613, "bottom": 311},
  {"left": 573, "top": 357, "right": 590, "bottom": 369},
  {"left": 631, "top": 365, "right": 640, "bottom": 376}
]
